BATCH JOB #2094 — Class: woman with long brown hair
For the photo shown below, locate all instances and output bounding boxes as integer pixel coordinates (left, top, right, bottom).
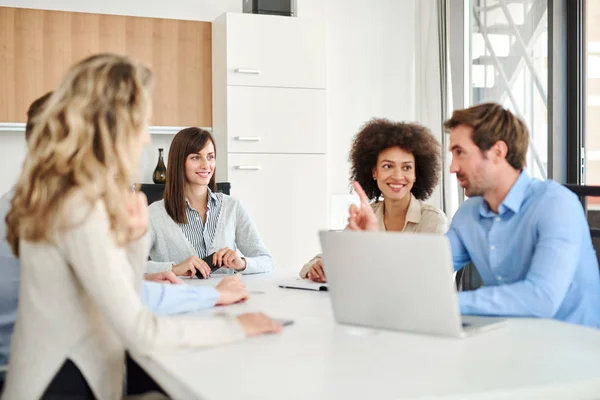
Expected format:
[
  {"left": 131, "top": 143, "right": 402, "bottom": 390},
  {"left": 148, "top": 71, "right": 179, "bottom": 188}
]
[
  {"left": 146, "top": 127, "right": 274, "bottom": 278},
  {"left": 3, "top": 54, "right": 281, "bottom": 400}
]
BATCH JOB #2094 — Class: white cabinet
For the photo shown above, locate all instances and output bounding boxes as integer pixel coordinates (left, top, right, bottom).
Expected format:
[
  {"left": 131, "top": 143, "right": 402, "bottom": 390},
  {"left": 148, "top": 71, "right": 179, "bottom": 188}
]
[
  {"left": 213, "top": 13, "right": 327, "bottom": 273},
  {"left": 226, "top": 86, "right": 326, "bottom": 154},
  {"left": 228, "top": 153, "right": 327, "bottom": 270},
  {"left": 214, "top": 13, "right": 326, "bottom": 89}
]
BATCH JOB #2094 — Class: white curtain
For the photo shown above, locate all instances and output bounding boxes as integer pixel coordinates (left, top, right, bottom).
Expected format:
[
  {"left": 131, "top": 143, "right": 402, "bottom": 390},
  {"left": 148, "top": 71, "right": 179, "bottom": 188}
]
[{"left": 415, "top": 0, "right": 460, "bottom": 218}]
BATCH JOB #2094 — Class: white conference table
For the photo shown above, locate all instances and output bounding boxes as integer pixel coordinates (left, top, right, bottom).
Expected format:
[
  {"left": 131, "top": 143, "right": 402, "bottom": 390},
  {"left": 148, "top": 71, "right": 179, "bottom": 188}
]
[{"left": 132, "top": 273, "right": 600, "bottom": 400}]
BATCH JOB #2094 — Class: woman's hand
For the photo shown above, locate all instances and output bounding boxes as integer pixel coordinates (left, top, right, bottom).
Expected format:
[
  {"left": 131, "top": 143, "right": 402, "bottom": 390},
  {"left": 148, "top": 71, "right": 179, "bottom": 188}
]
[
  {"left": 306, "top": 259, "right": 326, "bottom": 283},
  {"left": 172, "top": 256, "right": 212, "bottom": 278},
  {"left": 126, "top": 191, "right": 149, "bottom": 241},
  {"left": 213, "top": 247, "right": 246, "bottom": 271},
  {"left": 237, "top": 312, "right": 282, "bottom": 336},
  {"left": 347, "top": 181, "right": 379, "bottom": 232}
]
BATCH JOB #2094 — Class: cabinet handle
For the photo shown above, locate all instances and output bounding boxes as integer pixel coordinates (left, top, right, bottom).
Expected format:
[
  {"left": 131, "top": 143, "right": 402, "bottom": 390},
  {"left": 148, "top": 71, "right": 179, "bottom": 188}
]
[
  {"left": 235, "top": 136, "right": 261, "bottom": 142},
  {"left": 235, "top": 165, "right": 262, "bottom": 171},
  {"left": 234, "top": 68, "right": 261, "bottom": 74}
]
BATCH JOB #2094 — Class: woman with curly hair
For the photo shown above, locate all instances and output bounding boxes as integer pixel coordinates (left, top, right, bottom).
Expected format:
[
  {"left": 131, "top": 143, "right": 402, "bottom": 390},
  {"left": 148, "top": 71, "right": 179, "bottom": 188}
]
[{"left": 299, "top": 118, "right": 448, "bottom": 282}]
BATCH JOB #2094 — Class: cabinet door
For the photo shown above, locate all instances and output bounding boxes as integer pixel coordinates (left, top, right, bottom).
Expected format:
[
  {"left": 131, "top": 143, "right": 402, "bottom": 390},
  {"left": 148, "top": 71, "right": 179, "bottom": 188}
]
[
  {"left": 225, "top": 13, "right": 326, "bottom": 89},
  {"left": 227, "top": 153, "right": 327, "bottom": 274},
  {"left": 227, "top": 86, "right": 326, "bottom": 154}
]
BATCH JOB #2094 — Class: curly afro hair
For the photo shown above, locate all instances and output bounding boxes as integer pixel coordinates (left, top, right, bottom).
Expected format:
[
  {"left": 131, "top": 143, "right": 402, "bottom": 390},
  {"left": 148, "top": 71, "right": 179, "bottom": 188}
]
[{"left": 349, "top": 118, "right": 441, "bottom": 201}]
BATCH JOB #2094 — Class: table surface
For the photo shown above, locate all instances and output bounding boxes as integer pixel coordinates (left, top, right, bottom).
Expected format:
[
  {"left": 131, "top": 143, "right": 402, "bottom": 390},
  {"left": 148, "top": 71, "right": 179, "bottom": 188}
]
[{"left": 132, "top": 274, "right": 600, "bottom": 400}]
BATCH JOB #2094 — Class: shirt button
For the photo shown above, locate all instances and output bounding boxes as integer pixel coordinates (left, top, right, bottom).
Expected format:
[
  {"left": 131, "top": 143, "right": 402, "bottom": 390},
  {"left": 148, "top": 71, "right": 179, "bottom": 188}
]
[
  {"left": 196, "top": 216, "right": 200, "bottom": 221},
  {"left": 497, "top": 276, "right": 503, "bottom": 281},
  {"left": 495, "top": 217, "right": 501, "bottom": 222},
  {"left": 490, "top": 245, "right": 495, "bottom": 250}
]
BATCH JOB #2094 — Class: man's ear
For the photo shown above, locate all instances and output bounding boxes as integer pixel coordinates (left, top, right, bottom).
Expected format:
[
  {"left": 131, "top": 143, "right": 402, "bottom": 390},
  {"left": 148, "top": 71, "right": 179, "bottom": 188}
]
[{"left": 491, "top": 140, "right": 508, "bottom": 163}]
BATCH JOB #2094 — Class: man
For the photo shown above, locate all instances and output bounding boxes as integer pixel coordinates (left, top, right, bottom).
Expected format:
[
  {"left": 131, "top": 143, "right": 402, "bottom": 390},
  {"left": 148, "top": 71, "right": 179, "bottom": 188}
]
[
  {"left": 348, "top": 102, "right": 600, "bottom": 328},
  {"left": 0, "top": 93, "right": 248, "bottom": 387}
]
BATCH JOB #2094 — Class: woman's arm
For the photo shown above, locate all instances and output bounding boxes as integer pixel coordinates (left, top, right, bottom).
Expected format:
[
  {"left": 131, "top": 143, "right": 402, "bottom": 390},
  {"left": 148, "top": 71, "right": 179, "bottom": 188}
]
[
  {"left": 145, "top": 213, "right": 176, "bottom": 273},
  {"left": 299, "top": 254, "right": 323, "bottom": 278},
  {"left": 233, "top": 200, "right": 274, "bottom": 274},
  {"left": 60, "top": 201, "right": 245, "bottom": 356}
]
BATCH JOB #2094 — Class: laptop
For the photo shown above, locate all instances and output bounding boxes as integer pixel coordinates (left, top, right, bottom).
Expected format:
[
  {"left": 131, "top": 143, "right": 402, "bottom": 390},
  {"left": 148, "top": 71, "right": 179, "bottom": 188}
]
[{"left": 319, "top": 230, "right": 506, "bottom": 338}]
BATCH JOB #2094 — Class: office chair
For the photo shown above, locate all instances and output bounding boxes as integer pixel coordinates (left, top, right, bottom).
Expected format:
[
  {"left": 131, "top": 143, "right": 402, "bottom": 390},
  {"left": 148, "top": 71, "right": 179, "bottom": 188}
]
[
  {"left": 564, "top": 184, "right": 600, "bottom": 271},
  {"left": 564, "top": 184, "right": 600, "bottom": 238},
  {"left": 139, "top": 182, "right": 231, "bottom": 205}
]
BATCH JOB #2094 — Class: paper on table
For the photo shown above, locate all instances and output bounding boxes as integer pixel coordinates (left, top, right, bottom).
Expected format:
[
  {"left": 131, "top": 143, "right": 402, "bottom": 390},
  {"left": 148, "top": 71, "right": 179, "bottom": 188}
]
[{"left": 278, "top": 278, "right": 328, "bottom": 291}]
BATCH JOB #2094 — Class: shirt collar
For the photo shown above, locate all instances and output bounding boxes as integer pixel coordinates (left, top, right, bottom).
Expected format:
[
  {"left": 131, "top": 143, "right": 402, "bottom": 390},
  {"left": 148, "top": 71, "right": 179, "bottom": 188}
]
[
  {"left": 185, "top": 188, "right": 217, "bottom": 210},
  {"left": 376, "top": 193, "right": 421, "bottom": 230},
  {"left": 479, "top": 169, "right": 530, "bottom": 217}
]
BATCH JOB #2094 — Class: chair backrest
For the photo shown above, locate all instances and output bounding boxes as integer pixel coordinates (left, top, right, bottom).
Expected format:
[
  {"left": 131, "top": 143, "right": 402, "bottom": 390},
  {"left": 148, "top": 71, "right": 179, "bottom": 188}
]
[
  {"left": 563, "top": 184, "right": 600, "bottom": 271},
  {"left": 139, "top": 182, "right": 231, "bottom": 205},
  {"left": 563, "top": 184, "right": 600, "bottom": 238},
  {"left": 455, "top": 262, "right": 483, "bottom": 292}
]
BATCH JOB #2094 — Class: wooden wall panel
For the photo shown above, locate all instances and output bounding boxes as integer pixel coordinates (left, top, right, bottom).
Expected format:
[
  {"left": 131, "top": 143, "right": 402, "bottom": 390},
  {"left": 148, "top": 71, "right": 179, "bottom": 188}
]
[
  {"left": 13, "top": 9, "right": 44, "bottom": 125},
  {"left": 71, "top": 13, "right": 100, "bottom": 62},
  {"left": 0, "top": 7, "right": 212, "bottom": 127},
  {"left": 43, "top": 11, "right": 72, "bottom": 96},
  {"left": 0, "top": 8, "right": 16, "bottom": 121}
]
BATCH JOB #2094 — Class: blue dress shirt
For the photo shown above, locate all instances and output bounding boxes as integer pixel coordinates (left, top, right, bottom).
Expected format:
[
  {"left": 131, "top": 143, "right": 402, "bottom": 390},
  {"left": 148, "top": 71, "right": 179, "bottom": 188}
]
[
  {"left": 141, "top": 281, "right": 219, "bottom": 316},
  {"left": 448, "top": 170, "right": 600, "bottom": 328}
]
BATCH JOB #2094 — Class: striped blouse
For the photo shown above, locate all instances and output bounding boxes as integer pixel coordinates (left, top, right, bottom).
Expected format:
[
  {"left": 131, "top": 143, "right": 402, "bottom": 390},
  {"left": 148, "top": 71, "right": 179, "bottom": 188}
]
[{"left": 178, "top": 189, "right": 223, "bottom": 259}]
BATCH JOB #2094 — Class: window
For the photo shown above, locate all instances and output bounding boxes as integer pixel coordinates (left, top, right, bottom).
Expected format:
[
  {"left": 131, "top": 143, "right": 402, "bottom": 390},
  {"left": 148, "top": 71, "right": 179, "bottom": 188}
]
[
  {"left": 468, "top": 0, "right": 549, "bottom": 179},
  {"left": 585, "top": 0, "right": 600, "bottom": 207}
]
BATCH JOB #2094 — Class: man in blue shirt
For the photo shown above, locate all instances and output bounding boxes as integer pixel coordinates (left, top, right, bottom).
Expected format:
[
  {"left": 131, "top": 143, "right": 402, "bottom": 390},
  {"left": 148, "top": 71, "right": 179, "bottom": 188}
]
[
  {"left": 444, "top": 103, "right": 600, "bottom": 328},
  {"left": 0, "top": 93, "right": 248, "bottom": 385},
  {"left": 348, "top": 102, "right": 600, "bottom": 328}
]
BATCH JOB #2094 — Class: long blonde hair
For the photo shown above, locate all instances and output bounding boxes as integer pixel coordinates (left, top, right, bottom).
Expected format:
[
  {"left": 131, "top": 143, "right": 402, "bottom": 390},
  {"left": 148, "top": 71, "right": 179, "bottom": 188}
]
[{"left": 6, "top": 53, "right": 153, "bottom": 256}]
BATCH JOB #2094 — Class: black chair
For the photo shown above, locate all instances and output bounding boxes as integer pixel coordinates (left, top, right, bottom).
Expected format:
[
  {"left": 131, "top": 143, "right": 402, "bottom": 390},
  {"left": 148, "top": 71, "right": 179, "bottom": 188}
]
[
  {"left": 139, "top": 182, "right": 231, "bottom": 205},
  {"left": 455, "top": 262, "right": 483, "bottom": 292},
  {"left": 564, "top": 184, "right": 600, "bottom": 238}
]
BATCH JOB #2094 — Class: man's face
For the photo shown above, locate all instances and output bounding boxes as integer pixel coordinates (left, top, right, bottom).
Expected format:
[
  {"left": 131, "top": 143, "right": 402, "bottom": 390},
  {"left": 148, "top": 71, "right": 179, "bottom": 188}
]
[{"left": 449, "top": 124, "right": 494, "bottom": 197}]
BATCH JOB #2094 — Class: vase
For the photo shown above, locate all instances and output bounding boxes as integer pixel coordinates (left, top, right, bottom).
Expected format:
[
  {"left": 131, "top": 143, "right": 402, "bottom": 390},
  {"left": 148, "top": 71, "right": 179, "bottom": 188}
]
[{"left": 152, "top": 148, "right": 167, "bottom": 184}]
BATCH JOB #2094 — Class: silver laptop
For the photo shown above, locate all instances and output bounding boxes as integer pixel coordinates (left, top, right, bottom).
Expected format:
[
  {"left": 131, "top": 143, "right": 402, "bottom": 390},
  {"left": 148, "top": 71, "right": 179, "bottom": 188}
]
[{"left": 319, "top": 230, "right": 506, "bottom": 338}]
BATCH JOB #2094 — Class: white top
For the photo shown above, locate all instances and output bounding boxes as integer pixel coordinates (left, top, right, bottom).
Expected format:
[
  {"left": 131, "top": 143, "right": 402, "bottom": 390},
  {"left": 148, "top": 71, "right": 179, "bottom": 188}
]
[
  {"left": 2, "top": 195, "right": 245, "bottom": 400},
  {"left": 147, "top": 194, "right": 274, "bottom": 275},
  {"left": 132, "top": 274, "right": 600, "bottom": 400}
]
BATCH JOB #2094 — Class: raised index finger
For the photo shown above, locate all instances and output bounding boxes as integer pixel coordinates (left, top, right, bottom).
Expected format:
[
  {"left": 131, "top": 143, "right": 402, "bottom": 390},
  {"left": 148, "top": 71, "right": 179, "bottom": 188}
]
[{"left": 352, "top": 181, "right": 370, "bottom": 207}]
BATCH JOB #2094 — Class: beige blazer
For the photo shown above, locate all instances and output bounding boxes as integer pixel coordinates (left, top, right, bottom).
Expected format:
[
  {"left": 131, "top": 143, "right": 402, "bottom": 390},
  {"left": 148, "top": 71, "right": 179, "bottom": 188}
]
[
  {"left": 299, "top": 194, "right": 448, "bottom": 278},
  {"left": 2, "top": 195, "right": 245, "bottom": 400}
]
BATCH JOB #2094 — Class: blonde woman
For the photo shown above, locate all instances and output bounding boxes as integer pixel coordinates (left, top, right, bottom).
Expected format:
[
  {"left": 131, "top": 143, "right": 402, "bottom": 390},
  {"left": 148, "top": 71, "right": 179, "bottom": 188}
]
[{"left": 3, "top": 54, "right": 281, "bottom": 400}]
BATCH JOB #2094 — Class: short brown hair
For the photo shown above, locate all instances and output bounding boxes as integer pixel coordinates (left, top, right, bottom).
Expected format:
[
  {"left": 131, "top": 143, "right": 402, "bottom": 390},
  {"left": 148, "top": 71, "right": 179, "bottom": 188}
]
[
  {"left": 25, "top": 92, "right": 53, "bottom": 141},
  {"left": 163, "top": 127, "right": 217, "bottom": 224},
  {"left": 444, "top": 102, "right": 529, "bottom": 170},
  {"left": 349, "top": 118, "right": 441, "bottom": 201}
]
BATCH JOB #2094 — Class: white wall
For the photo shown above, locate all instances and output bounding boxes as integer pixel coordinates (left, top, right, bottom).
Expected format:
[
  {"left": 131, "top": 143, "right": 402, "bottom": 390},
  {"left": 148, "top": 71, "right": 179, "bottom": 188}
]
[
  {"left": 324, "top": 0, "right": 416, "bottom": 226},
  {"left": 325, "top": 0, "right": 415, "bottom": 195},
  {"left": 0, "top": 0, "right": 418, "bottom": 215}
]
